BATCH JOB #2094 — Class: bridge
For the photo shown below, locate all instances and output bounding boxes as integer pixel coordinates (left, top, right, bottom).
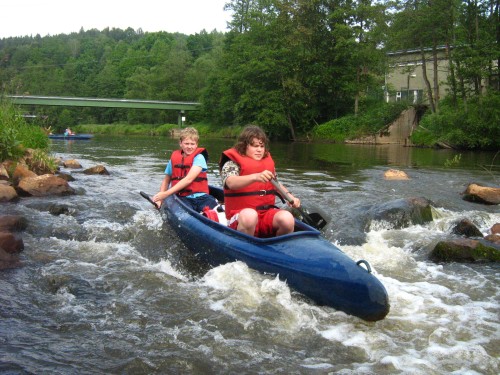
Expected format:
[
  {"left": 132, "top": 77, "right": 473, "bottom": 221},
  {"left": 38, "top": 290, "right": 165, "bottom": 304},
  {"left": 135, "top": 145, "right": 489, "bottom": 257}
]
[{"left": 8, "top": 95, "right": 201, "bottom": 126}]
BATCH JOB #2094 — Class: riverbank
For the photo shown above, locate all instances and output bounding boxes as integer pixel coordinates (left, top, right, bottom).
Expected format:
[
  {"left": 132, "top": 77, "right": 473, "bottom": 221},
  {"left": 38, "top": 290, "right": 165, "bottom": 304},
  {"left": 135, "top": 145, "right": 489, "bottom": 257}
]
[{"left": 0, "top": 152, "right": 110, "bottom": 268}]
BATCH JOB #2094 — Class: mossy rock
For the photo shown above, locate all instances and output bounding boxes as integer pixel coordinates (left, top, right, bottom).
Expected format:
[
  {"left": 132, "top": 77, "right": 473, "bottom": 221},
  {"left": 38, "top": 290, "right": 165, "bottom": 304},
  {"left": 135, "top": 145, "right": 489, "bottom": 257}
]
[{"left": 430, "top": 239, "right": 500, "bottom": 263}]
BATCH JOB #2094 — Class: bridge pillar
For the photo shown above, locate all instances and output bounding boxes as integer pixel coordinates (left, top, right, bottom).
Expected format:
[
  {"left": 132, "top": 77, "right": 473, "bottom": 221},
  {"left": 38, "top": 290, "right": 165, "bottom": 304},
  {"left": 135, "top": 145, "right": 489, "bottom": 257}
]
[{"left": 177, "top": 110, "right": 185, "bottom": 128}]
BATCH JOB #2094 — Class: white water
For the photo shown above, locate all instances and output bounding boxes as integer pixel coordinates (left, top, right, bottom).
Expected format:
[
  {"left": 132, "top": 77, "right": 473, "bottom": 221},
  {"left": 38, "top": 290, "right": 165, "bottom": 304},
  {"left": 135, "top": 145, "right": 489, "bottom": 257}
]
[{"left": 0, "top": 137, "right": 498, "bottom": 374}]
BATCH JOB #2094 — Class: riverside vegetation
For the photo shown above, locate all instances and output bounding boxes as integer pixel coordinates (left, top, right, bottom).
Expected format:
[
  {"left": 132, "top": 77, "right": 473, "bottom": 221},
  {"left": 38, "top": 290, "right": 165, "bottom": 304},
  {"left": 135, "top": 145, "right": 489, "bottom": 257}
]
[{"left": 1, "top": 0, "right": 499, "bottom": 149}]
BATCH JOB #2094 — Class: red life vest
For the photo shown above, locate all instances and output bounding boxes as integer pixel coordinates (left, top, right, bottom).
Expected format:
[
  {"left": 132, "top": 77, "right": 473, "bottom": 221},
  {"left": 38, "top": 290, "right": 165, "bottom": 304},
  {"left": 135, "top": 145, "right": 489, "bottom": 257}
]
[
  {"left": 170, "top": 148, "right": 209, "bottom": 197},
  {"left": 220, "top": 148, "right": 277, "bottom": 219}
]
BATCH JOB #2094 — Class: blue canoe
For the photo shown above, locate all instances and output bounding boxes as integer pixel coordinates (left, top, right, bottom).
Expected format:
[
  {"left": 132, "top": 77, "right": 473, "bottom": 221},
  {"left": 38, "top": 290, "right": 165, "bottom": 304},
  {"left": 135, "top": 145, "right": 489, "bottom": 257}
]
[
  {"left": 49, "top": 134, "right": 93, "bottom": 140},
  {"left": 161, "top": 186, "right": 390, "bottom": 321}
]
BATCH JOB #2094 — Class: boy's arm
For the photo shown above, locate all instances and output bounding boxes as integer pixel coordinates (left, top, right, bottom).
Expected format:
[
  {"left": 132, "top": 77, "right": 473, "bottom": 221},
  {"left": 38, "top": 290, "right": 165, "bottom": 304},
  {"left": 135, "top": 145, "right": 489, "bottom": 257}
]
[
  {"left": 225, "top": 169, "right": 274, "bottom": 190},
  {"left": 160, "top": 175, "right": 171, "bottom": 192},
  {"left": 152, "top": 166, "right": 202, "bottom": 204},
  {"left": 167, "top": 165, "right": 203, "bottom": 193}
]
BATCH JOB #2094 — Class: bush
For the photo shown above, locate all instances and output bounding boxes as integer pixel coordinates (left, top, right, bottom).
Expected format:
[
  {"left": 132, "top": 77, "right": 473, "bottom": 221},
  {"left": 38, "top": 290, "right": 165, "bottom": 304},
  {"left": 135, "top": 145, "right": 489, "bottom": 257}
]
[
  {"left": 412, "top": 93, "right": 500, "bottom": 149},
  {"left": 25, "top": 149, "right": 58, "bottom": 174},
  {"left": 312, "top": 102, "right": 409, "bottom": 141},
  {"left": 0, "top": 99, "right": 50, "bottom": 162}
]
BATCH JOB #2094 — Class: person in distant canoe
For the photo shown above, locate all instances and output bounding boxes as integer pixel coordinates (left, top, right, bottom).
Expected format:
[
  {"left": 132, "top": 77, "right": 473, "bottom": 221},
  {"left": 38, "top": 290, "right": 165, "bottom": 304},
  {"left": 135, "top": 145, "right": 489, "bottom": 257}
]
[
  {"left": 64, "top": 128, "right": 75, "bottom": 136},
  {"left": 219, "top": 125, "right": 300, "bottom": 237},
  {"left": 152, "top": 127, "right": 217, "bottom": 211}
]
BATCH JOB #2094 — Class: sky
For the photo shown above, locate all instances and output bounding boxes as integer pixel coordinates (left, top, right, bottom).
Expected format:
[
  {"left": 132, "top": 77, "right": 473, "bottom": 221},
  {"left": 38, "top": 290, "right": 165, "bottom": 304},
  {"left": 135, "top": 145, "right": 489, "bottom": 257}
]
[{"left": 0, "top": 0, "right": 233, "bottom": 39}]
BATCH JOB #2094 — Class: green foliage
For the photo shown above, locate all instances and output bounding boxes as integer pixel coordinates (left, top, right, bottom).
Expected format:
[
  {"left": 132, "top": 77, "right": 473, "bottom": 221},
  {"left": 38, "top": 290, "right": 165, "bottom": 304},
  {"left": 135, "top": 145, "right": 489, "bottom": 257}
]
[
  {"left": 444, "top": 154, "right": 462, "bottom": 168},
  {"left": 74, "top": 122, "right": 244, "bottom": 140},
  {"left": 1, "top": 28, "right": 224, "bottom": 126},
  {"left": 1, "top": 4, "right": 498, "bottom": 147},
  {"left": 411, "top": 93, "right": 500, "bottom": 149},
  {"left": 0, "top": 99, "right": 49, "bottom": 162},
  {"left": 204, "top": 0, "right": 388, "bottom": 139},
  {"left": 75, "top": 123, "right": 178, "bottom": 136},
  {"left": 311, "top": 102, "right": 409, "bottom": 141},
  {"left": 26, "top": 149, "right": 58, "bottom": 174}
]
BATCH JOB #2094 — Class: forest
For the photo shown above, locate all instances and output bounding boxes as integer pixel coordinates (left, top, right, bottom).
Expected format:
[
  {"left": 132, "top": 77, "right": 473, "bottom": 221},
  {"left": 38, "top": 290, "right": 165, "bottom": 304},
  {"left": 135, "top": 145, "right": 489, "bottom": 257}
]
[{"left": 0, "top": 0, "right": 499, "bottom": 149}]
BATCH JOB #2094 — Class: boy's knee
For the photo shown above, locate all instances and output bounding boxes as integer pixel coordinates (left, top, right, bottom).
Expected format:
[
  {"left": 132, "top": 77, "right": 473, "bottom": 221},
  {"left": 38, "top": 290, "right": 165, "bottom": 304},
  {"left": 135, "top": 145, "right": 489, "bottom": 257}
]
[
  {"left": 239, "top": 209, "right": 258, "bottom": 224},
  {"left": 275, "top": 210, "right": 294, "bottom": 227}
]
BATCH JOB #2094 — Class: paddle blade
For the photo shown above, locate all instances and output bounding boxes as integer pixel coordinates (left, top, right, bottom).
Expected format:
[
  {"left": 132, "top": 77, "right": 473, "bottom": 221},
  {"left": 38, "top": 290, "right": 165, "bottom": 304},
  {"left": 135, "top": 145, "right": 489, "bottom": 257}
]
[
  {"left": 139, "top": 191, "right": 159, "bottom": 209},
  {"left": 307, "top": 211, "right": 328, "bottom": 229},
  {"left": 269, "top": 178, "right": 328, "bottom": 230},
  {"left": 297, "top": 205, "right": 328, "bottom": 230}
]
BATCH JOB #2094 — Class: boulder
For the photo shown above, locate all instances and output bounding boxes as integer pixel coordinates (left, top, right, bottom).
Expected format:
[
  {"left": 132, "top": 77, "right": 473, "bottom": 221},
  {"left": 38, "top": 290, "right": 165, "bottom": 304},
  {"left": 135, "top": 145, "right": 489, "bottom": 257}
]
[
  {"left": 0, "top": 183, "right": 18, "bottom": 202},
  {"left": 485, "top": 234, "right": 500, "bottom": 244},
  {"left": 17, "top": 174, "right": 75, "bottom": 196},
  {"left": 491, "top": 223, "right": 500, "bottom": 235},
  {"left": 0, "top": 163, "right": 9, "bottom": 180},
  {"left": 462, "top": 183, "right": 500, "bottom": 205},
  {"left": 0, "top": 215, "right": 28, "bottom": 232},
  {"left": 0, "top": 231, "right": 24, "bottom": 254},
  {"left": 451, "top": 219, "right": 483, "bottom": 238},
  {"left": 49, "top": 204, "right": 71, "bottom": 216},
  {"left": 383, "top": 169, "right": 410, "bottom": 180},
  {"left": 365, "top": 197, "right": 433, "bottom": 230},
  {"left": 83, "top": 165, "right": 110, "bottom": 175},
  {"left": 0, "top": 247, "right": 21, "bottom": 269},
  {"left": 430, "top": 238, "right": 500, "bottom": 263},
  {"left": 12, "top": 163, "right": 37, "bottom": 184},
  {"left": 56, "top": 171, "right": 75, "bottom": 182},
  {"left": 63, "top": 159, "right": 82, "bottom": 169}
]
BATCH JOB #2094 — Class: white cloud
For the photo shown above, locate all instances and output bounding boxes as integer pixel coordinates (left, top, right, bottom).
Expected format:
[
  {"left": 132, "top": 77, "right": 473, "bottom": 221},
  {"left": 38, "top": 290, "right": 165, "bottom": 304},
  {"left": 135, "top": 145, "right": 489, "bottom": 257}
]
[{"left": 1, "top": 0, "right": 232, "bottom": 38}]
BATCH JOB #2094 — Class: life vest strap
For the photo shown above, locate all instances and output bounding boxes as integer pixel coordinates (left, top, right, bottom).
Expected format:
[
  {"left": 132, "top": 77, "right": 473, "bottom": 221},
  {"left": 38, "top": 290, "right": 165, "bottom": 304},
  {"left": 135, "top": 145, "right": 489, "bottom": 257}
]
[
  {"left": 172, "top": 176, "right": 207, "bottom": 182},
  {"left": 224, "top": 189, "right": 276, "bottom": 197},
  {"left": 224, "top": 189, "right": 285, "bottom": 204}
]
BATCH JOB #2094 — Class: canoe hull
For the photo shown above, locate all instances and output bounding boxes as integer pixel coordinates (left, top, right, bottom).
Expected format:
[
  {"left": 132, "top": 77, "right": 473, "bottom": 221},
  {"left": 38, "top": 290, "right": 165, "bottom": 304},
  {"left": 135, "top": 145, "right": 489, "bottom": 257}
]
[
  {"left": 49, "top": 134, "right": 93, "bottom": 140},
  {"left": 162, "top": 189, "right": 390, "bottom": 321}
]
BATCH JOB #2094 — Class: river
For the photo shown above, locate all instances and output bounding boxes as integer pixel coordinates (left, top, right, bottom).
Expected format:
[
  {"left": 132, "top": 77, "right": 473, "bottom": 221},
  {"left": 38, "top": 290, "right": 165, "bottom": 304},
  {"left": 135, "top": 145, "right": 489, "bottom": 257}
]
[{"left": 1, "top": 135, "right": 499, "bottom": 374}]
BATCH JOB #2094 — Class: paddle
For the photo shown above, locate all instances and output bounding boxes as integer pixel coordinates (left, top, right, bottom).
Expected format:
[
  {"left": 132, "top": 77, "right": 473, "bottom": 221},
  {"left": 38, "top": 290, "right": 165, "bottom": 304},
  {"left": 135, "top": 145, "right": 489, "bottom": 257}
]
[
  {"left": 140, "top": 191, "right": 159, "bottom": 209},
  {"left": 270, "top": 178, "right": 327, "bottom": 230}
]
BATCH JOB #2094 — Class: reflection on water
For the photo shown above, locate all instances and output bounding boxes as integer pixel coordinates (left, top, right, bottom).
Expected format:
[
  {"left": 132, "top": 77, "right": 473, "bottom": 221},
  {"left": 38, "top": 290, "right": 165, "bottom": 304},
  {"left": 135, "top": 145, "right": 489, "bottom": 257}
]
[{"left": 0, "top": 135, "right": 498, "bottom": 374}]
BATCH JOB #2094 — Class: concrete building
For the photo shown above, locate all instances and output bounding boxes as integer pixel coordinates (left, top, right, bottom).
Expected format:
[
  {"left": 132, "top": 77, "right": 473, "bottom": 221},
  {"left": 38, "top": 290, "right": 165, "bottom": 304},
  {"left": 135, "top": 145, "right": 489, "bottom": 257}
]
[{"left": 385, "top": 46, "right": 450, "bottom": 104}]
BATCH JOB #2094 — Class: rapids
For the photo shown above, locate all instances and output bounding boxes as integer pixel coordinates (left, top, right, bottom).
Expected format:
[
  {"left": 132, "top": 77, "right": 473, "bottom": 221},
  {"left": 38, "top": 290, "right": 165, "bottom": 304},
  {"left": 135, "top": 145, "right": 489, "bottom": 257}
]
[{"left": 0, "top": 135, "right": 498, "bottom": 374}]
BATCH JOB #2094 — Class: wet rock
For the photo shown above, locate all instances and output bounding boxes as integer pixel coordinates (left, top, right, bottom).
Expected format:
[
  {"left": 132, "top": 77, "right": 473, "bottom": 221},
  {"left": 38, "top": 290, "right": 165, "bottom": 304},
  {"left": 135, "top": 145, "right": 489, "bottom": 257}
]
[
  {"left": 0, "top": 183, "right": 19, "bottom": 202},
  {"left": 491, "top": 223, "right": 500, "bottom": 235},
  {"left": 451, "top": 219, "right": 483, "bottom": 238},
  {"left": 56, "top": 171, "right": 75, "bottom": 182},
  {"left": 0, "top": 163, "right": 9, "bottom": 180},
  {"left": 365, "top": 197, "right": 434, "bottom": 230},
  {"left": 0, "top": 215, "right": 28, "bottom": 232},
  {"left": 49, "top": 204, "right": 72, "bottom": 216},
  {"left": 485, "top": 234, "right": 500, "bottom": 244},
  {"left": 12, "top": 163, "right": 37, "bottom": 184},
  {"left": 63, "top": 159, "right": 82, "bottom": 169},
  {"left": 83, "top": 165, "right": 110, "bottom": 175},
  {"left": 17, "top": 174, "right": 75, "bottom": 197},
  {"left": 0, "top": 247, "right": 21, "bottom": 269},
  {"left": 484, "top": 223, "right": 500, "bottom": 244},
  {"left": 0, "top": 231, "right": 24, "bottom": 254},
  {"left": 0, "top": 215, "right": 26, "bottom": 269},
  {"left": 430, "top": 238, "right": 500, "bottom": 263},
  {"left": 462, "top": 183, "right": 500, "bottom": 205},
  {"left": 383, "top": 169, "right": 410, "bottom": 180}
]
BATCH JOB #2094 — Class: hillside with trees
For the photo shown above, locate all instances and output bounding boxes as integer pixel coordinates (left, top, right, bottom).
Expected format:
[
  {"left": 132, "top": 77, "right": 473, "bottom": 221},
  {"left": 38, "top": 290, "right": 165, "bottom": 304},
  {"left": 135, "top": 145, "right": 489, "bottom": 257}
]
[{"left": 1, "top": 0, "right": 498, "bottom": 149}]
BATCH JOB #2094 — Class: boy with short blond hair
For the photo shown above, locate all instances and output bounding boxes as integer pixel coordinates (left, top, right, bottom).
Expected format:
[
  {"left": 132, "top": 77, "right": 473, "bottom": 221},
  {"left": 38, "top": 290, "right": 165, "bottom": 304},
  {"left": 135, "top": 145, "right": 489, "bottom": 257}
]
[{"left": 153, "top": 127, "right": 217, "bottom": 211}]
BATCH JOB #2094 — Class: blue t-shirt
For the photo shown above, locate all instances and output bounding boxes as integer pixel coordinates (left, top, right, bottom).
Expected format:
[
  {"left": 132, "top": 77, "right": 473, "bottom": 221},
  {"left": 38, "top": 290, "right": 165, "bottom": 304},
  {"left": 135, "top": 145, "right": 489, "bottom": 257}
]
[{"left": 165, "top": 154, "right": 208, "bottom": 198}]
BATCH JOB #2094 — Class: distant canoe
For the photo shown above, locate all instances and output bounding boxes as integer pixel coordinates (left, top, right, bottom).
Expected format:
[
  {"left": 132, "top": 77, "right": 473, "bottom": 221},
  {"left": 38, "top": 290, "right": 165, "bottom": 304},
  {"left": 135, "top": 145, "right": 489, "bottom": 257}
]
[{"left": 48, "top": 134, "right": 93, "bottom": 140}]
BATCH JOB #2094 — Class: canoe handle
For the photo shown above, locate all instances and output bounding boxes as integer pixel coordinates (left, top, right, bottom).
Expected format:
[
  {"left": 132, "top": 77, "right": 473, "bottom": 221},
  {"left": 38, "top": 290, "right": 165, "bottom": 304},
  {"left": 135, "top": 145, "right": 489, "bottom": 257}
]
[{"left": 356, "top": 259, "right": 372, "bottom": 273}]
